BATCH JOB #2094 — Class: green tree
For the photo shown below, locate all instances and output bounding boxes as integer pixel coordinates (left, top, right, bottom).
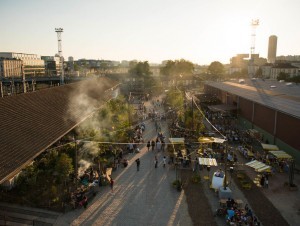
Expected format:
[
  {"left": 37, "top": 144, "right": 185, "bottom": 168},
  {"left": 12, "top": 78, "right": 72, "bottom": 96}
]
[
  {"left": 160, "top": 59, "right": 194, "bottom": 77},
  {"left": 277, "top": 72, "right": 289, "bottom": 81},
  {"left": 129, "top": 61, "right": 152, "bottom": 77},
  {"left": 55, "top": 153, "right": 74, "bottom": 183},
  {"left": 74, "top": 64, "right": 79, "bottom": 71},
  {"left": 208, "top": 61, "right": 224, "bottom": 75},
  {"left": 255, "top": 68, "right": 262, "bottom": 78},
  {"left": 160, "top": 60, "right": 176, "bottom": 77},
  {"left": 290, "top": 75, "right": 300, "bottom": 84},
  {"left": 166, "top": 89, "right": 184, "bottom": 109}
]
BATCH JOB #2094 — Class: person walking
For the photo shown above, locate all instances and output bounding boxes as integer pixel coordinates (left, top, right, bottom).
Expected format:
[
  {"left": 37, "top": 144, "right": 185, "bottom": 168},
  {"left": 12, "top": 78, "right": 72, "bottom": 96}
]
[
  {"left": 155, "top": 121, "right": 158, "bottom": 132},
  {"left": 136, "top": 158, "right": 140, "bottom": 171},
  {"left": 147, "top": 141, "right": 151, "bottom": 151},
  {"left": 156, "top": 140, "right": 161, "bottom": 152},
  {"left": 154, "top": 155, "right": 158, "bottom": 168},
  {"left": 129, "top": 142, "right": 134, "bottom": 154},
  {"left": 163, "top": 156, "right": 166, "bottom": 168},
  {"left": 260, "top": 175, "right": 265, "bottom": 187},
  {"left": 151, "top": 140, "right": 155, "bottom": 151},
  {"left": 265, "top": 178, "right": 269, "bottom": 188},
  {"left": 110, "top": 177, "right": 114, "bottom": 193},
  {"left": 161, "top": 140, "right": 165, "bottom": 151}
]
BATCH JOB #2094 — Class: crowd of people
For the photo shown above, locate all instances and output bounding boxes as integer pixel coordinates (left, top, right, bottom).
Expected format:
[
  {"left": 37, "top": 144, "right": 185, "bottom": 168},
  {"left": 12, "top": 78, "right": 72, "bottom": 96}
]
[{"left": 217, "top": 199, "right": 261, "bottom": 226}]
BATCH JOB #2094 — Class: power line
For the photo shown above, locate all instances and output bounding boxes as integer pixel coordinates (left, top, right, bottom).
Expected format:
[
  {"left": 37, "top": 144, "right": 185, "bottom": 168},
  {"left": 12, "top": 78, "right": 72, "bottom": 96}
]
[{"left": 184, "top": 91, "right": 226, "bottom": 139}]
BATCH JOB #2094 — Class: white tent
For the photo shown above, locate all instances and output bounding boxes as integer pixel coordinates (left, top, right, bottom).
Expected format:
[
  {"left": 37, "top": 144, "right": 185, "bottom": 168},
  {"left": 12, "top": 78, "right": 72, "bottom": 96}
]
[
  {"left": 169, "top": 138, "right": 185, "bottom": 144},
  {"left": 245, "top": 160, "right": 271, "bottom": 172},
  {"left": 269, "top": 151, "right": 293, "bottom": 159},
  {"left": 261, "top": 143, "right": 279, "bottom": 151},
  {"left": 198, "top": 157, "right": 218, "bottom": 166}
]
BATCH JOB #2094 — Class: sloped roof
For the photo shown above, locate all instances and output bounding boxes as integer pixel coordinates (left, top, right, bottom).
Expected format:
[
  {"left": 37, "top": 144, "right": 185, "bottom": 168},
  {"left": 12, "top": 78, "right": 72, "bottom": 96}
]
[
  {"left": 261, "top": 143, "right": 279, "bottom": 151},
  {"left": 0, "top": 77, "right": 119, "bottom": 184},
  {"left": 206, "top": 81, "right": 300, "bottom": 119}
]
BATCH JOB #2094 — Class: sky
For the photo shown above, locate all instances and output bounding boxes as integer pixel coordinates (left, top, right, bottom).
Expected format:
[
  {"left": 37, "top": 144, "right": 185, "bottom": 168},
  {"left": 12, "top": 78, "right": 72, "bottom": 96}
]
[{"left": 1, "top": 0, "right": 300, "bottom": 65}]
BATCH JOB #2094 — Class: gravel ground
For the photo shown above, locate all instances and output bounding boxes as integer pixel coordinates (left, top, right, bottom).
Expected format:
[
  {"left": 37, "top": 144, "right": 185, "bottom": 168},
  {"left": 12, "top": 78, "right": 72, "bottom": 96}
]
[{"left": 181, "top": 169, "right": 217, "bottom": 226}]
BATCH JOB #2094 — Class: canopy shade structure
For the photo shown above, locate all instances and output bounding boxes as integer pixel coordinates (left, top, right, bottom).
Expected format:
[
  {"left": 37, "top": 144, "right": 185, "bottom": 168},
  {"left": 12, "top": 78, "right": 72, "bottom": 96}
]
[
  {"left": 169, "top": 138, "right": 185, "bottom": 144},
  {"left": 198, "top": 137, "right": 214, "bottom": 143},
  {"left": 256, "top": 165, "right": 272, "bottom": 172},
  {"left": 198, "top": 137, "right": 226, "bottom": 144},
  {"left": 245, "top": 160, "right": 271, "bottom": 172},
  {"left": 198, "top": 157, "right": 218, "bottom": 166},
  {"left": 261, "top": 143, "right": 279, "bottom": 151},
  {"left": 269, "top": 151, "right": 293, "bottom": 159}
]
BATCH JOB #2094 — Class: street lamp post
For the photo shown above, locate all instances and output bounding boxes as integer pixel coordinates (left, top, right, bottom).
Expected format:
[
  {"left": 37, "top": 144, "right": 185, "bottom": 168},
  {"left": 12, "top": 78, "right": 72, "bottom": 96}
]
[{"left": 223, "top": 142, "right": 228, "bottom": 190}]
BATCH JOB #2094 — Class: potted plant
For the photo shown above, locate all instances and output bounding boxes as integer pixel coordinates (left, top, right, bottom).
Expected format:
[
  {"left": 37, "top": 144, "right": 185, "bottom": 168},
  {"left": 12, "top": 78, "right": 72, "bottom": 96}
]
[{"left": 172, "top": 179, "right": 182, "bottom": 191}]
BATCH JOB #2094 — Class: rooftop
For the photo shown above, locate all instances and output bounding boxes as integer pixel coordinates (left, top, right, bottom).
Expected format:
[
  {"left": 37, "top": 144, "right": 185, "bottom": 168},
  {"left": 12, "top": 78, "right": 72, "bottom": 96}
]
[
  {"left": 0, "top": 77, "right": 119, "bottom": 184},
  {"left": 206, "top": 79, "right": 300, "bottom": 119}
]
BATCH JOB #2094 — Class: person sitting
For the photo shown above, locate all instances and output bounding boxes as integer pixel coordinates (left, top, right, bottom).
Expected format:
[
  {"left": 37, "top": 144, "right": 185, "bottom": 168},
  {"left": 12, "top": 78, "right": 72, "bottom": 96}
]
[
  {"left": 123, "top": 159, "right": 129, "bottom": 167},
  {"left": 79, "top": 195, "right": 88, "bottom": 209},
  {"left": 230, "top": 198, "right": 235, "bottom": 208},
  {"left": 226, "top": 198, "right": 232, "bottom": 208},
  {"left": 246, "top": 208, "right": 253, "bottom": 217},
  {"left": 227, "top": 208, "right": 235, "bottom": 220},
  {"left": 219, "top": 170, "right": 224, "bottom": 178},
  {"left": 76, "top": 189, "right": 84, "bottom": 202}
]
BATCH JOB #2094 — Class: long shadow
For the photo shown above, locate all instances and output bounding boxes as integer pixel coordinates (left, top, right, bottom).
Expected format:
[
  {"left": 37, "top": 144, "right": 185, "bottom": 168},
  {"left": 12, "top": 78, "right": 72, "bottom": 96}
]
[
  {"left": 67, "top": 100, "right": 191, "bottom": 226},
  {"left": 249, "top": 80, "right": 277, "bottom": 108}
]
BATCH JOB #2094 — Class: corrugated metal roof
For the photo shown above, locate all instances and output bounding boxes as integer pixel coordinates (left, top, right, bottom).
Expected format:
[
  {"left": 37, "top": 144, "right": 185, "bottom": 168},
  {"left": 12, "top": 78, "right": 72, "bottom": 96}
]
[
  {"left": 0, "top": 77, "right": 119, "bottom": 184},
  {"left": 206, "top": 81, "right": 300, "bottom": 119}
]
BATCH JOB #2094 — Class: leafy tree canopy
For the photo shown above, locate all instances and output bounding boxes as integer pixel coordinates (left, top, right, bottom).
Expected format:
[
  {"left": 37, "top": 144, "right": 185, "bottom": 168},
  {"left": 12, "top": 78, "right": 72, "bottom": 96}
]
[
  {"left": 129, "top": 61, "right": 152, "bottom": 77},
  {"left": 255, "top": 68, "right": 263, "bottom": 78},
  {"left": 277, "top": 72, "right": 300, "bottom": 84},
  {"left": 160, "top": 59, "right": 194, "bottom": 77},
  {"left": 55, "top": 153, "right": 74, "bottom": 181},
  {"left": 277, "top": 72, "right": 289, "bottom": 81},
  {"left": 208, "top": 61, "right": 224, "bottom": 75}
]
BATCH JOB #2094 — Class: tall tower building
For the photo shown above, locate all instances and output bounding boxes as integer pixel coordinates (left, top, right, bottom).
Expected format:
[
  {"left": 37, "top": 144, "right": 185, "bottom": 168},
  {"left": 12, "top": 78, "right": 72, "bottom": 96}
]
[{"left": 268, "top": 35, "right": 277, "bottom": 63}]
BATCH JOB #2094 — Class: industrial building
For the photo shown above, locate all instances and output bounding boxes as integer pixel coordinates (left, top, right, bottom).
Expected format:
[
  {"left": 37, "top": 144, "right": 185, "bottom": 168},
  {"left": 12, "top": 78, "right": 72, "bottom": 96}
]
[
  {"left": 204, "top": 79, "right": 300, "bottom": 165},
  {"left": 41, "top": 55, "right": 61, "bottom": 76},
  {"left": 0, "top": 52, "right": 45, "bottom": 77},
  {"left": 0, "top": 58, "right": 23, "bottom": 78}
]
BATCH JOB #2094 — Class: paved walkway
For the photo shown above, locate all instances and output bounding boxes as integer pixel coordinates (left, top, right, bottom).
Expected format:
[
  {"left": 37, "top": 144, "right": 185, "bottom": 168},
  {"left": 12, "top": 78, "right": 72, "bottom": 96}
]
[{"left": 55, "top": 98, "right": 193, "bottom": 226}]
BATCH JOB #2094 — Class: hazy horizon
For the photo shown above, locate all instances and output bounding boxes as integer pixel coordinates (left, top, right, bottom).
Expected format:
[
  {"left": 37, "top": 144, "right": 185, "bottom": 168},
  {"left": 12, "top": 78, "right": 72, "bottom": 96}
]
[{"left": 1, "top": 0, "right": 300, "bottom": 65}]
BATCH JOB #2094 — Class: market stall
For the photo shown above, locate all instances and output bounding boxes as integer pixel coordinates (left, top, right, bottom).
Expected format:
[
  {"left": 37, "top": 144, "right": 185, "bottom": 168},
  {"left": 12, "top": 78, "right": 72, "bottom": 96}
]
[
  {"left": 169, "top": 138, "right": 185, "bottom": 144},
  {"left": 261, "top": 143, "right": 279, "bottom": 151},
  {"left": 245, "top": 160, "right": 271, "bottom": 172},
  {"left": 237, "top": 146, "right": 254, "bottom": 159},
  {"left": 269, "top": 151, "right": 293, "bottom": 159}
]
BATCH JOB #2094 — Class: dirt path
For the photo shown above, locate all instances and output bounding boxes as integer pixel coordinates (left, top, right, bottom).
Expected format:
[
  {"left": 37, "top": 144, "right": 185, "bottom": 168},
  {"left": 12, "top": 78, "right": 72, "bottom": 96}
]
[{"left": 181, "top": 170, "right": 217, "bottom": 226}]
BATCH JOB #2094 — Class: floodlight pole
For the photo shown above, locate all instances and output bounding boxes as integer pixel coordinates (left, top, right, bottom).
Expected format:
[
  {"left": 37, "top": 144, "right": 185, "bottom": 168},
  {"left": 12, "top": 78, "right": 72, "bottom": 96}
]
[{"left": 55, "top": 28, "right": 64, "bottom": 85}]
